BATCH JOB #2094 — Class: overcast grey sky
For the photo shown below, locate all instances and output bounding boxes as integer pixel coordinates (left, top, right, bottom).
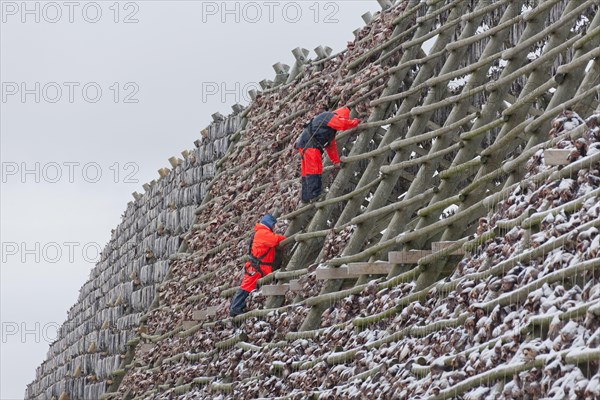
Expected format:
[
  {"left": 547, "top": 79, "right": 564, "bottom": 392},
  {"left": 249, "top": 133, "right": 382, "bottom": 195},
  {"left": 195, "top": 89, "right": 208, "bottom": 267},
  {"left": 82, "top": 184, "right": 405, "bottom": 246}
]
[{"left": 0, "top": 1, "right": 381, "bottom": 398}]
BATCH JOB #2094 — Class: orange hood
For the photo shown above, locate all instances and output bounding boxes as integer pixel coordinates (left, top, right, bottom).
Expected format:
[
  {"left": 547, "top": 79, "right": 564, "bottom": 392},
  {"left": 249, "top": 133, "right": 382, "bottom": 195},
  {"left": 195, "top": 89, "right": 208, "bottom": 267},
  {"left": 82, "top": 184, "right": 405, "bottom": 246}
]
[{"left": 334, "top": 107, "right": 350, "bottom": 119}]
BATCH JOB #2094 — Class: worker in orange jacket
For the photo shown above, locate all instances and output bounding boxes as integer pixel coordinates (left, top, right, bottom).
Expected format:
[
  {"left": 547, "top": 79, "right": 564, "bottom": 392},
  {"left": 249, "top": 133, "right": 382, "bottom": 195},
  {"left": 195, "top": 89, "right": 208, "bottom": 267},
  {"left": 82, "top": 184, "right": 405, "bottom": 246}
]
[
  {"left": 230, "top": 214, "right": 286, "bottom": 317},
  {"left": 294, "top": 107, "right": 360, "bottom": 203}
]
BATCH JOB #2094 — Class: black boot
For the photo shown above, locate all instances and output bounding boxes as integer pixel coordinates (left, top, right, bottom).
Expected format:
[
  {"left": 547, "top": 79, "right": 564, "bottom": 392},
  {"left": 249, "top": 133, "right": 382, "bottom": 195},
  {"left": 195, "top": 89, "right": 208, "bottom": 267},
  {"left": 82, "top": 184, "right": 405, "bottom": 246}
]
[{"left": 229, "top": 288, "right": 250, "bottom": 317}]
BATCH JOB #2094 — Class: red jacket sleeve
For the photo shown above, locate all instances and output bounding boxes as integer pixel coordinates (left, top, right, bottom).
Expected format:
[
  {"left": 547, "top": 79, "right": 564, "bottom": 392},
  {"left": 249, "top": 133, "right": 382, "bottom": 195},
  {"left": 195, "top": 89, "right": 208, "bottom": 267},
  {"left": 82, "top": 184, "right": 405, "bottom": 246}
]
[
  {"left": 325, "top": 139, "right": 340, "bottom": 164},
  {"left": 327, "top": 114, "right": 360, "bottom": 131},
  {"left": 257, "top": 230, "right": 286, "bottom": 248}
]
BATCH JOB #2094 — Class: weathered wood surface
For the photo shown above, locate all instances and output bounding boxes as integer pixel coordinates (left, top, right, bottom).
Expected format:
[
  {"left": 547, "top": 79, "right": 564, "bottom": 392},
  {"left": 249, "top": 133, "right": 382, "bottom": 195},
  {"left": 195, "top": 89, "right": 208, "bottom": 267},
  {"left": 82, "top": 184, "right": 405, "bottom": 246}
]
[
  {"left": 543, "top": 149, "right": 571, "bottom": 165},
  {"left": 289, "top": 280, "right": 302, "bottom": 291},
  {"left": 347, "top": 262, "right": 394, "bottom": 275},
  {"left": 388, "top": 250, "right": 433, "bottom": 264},
  {"left": 316, "top": 266, "right": 360, "bottom": 280},
  {"left": 260, "top": 285, "right": 290, "bottom": 296}
]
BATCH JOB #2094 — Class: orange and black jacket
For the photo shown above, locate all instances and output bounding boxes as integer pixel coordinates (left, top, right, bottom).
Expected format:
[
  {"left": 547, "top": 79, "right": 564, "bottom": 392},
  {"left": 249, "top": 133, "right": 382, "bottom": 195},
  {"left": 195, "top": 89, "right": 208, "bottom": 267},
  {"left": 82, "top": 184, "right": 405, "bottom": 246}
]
[
  {"left": 240, "top": 223, "right": 286, "bottom": 291},
  {"left": 295, "top": 107, "right": 360, "bottom": 163}
]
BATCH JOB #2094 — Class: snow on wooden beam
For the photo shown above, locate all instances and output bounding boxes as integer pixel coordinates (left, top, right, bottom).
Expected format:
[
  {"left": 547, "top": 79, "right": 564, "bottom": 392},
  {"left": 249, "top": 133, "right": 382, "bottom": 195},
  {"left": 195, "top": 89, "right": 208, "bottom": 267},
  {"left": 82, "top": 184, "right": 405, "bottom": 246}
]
[
  {"left": 192, "top": 306, "right": 218, "bottom": 321},
  {"left": 260, "top": 284, "right": 289, "bottom": 296},
  {"left": 388, "top": 250, "right": 432, "bottom": 264},
  {"left": 347, "top": 262, "right": 394, "bottom": 275},
  {"left": 431, "top": 241, "right": 466, "bottom": 255},
  {"left": 544, "top": 149, "right": 571, "bottom": 165}
]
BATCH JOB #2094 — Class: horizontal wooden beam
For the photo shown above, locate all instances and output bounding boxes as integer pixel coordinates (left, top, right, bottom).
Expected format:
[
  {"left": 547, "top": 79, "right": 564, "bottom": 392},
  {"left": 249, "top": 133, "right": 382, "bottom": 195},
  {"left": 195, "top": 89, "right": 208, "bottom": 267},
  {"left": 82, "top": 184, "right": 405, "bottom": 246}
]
[
  {"left": 348, "top": 262, "right": 393, "bottom": 275},
  {"left": 260, "top": 284, "right": 289, "bottom": 296},
  {"left": 316, "top": 266, "right": 359, "bottom": 280},
  {"left": 431, "top": 241, "right": 465, "bottom": 255},
  {"left": 258, "top": 280, "right": 303, "bottom": 296},
  {"left": 544, "top": 149, "right": 570, "bottom": 165},
  {"left": 388, "top": 250, "right": 432, "bottom": 264}
]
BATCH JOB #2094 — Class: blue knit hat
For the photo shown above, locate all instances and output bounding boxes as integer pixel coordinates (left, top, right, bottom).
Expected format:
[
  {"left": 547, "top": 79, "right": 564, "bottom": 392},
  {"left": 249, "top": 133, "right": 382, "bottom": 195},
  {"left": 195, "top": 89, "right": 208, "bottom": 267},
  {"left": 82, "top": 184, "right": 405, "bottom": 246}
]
[{"left": 260, "top": 214, "right": 277, "bottom": 230}]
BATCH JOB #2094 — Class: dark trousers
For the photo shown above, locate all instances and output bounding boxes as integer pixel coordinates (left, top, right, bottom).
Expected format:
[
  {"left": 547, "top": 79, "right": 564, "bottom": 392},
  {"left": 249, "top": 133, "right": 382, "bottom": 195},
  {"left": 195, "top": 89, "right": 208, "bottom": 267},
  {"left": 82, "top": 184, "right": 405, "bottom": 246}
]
[{"left": 230, "top": 288, "right": 250, "bottom": 317}]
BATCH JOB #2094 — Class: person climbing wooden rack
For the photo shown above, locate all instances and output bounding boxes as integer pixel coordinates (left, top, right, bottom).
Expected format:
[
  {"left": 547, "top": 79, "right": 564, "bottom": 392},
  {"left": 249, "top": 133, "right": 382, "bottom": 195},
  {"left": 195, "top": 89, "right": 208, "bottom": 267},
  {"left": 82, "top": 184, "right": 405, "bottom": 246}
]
[{"left": 229, "top": 213, "right": 286, "bottom": 317}]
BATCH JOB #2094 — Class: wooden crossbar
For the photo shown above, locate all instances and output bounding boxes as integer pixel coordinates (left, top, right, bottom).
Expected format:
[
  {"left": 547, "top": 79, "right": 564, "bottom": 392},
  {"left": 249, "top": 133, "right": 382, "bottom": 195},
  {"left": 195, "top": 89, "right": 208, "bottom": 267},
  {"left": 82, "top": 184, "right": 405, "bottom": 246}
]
[
  {"left": 389, "top": 243, "right": 464, "bottom": 265},
  {"left": 315, "top": 266, "right": 360, "bottom": 280},
  {"left": 388, "top": 250, "right": 432, "bottom": 264},
  {"left": 347, "top": 262, "right": 394, "bottom": 275},
  {"left": 260, "top": 285, "right": 289, "bottom": 296},
  {"left": 259, "top": 280, "right": 303, "bottom": 296}
]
